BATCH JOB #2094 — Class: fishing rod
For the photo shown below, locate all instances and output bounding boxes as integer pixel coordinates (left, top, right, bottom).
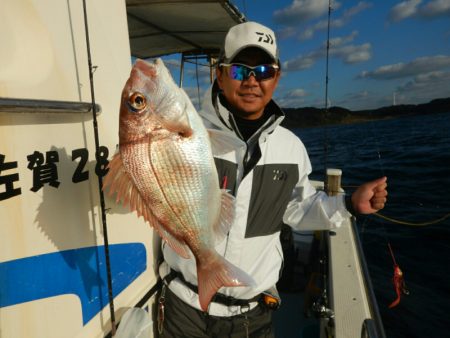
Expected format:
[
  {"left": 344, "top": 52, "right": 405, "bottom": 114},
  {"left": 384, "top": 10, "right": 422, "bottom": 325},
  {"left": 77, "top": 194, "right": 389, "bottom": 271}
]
[
  {"left": 309, "top": 0, "right": 336, "bottom": 328},
  {"left": 81, "top": 0, "right": 117, "bottom": 335}
]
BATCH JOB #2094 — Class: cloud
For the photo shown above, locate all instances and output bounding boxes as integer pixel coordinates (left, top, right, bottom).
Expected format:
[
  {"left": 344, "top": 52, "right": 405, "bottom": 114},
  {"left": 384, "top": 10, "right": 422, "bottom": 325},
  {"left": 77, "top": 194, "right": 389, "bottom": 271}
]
[
  {"left": 283, "top": 55, "right": 317, "bottom": 71},
  {"left": 273, "top": 1, "right": 372, "bottom": 48},
  {"left": 420, "top": 0, "right": 450, "bottom": 18},
  {"left": 334, "top": 90, "right": 381, "bottom": 110},
  {"left": 328, "top": 30, "right": 359, "bottom": 46},
  {"left": 396, "top": 70, "right": 450, "bottom": 102},
  {"left": 345, "top": 90, "right": 370, "bottom": 101},
  {"left": 183, "top": 86, "right": 207, "bottom": 109},
  {"left": 327, "top": 31, "right": 372, "bottom": 63},
  {"left": 389, "top": 0, "right": 450, "bottom": 22},
  {"left": 273, "top": 0, "right": 335, "bottom": 25},
  {"left": 278, "top": 26, "right": 298, "bottom": 40},
  {"left": 389, "top": 0, "right": 422, "bottom": 22},
  {"left": 297, "top": 1, "right": 372, "bottom": 40},
  {"left": 358, "top": 55, "right": 450, "bottom": 79},
  {"left": 344, "top": 1, "right": 373, "bottom": 17},
  {"left": 285, "top": 88, "right": 308, "bottom": 98},
  {"left": 331, "top": 42, "right": 372, "bottom": 63},
  {"left": 162, "top": 58, "right": 181, "bottom": 68},
  {"left": 276, "top": 87, "right": 309, "bottom": 108},
  {"left": 283, "top": 31, "right": 371, "bottom": 71}
]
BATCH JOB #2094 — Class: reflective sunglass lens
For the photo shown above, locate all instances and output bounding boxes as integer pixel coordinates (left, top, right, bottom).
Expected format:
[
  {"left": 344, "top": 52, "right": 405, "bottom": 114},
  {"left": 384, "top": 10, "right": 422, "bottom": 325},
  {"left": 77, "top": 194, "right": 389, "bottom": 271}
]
[
  {"left": 230, "top": 65, "right": 246, "bottom": 81},
  {"left": 224, "top": 64, "right": 278, "bottom": 81},
  {"left": 256, "top": 65, "right": 276, "bottom": 80}
]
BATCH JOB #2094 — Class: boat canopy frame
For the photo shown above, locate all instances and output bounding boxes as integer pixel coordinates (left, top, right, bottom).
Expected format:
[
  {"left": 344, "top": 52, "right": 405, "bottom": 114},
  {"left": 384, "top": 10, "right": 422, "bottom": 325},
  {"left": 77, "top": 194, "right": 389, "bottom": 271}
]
[{"left": 126, "top": 0, "right": 245, "bottom": 60}]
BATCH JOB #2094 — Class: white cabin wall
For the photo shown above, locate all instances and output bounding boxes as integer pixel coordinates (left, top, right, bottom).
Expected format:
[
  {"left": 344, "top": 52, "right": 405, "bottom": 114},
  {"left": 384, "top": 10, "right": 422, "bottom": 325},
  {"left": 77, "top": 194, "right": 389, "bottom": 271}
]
[{"left": 0, "top": 0, "right": 158, "bottom": 337}]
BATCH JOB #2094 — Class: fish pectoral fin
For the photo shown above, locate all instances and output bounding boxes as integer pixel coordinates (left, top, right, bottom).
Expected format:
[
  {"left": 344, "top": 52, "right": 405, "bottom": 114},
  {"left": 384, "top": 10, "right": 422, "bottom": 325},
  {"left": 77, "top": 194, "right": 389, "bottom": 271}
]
[
  {"left": 103, "top": 153, "right": 164, "bottom": 231},
  {"left": 103, "top": 152, "right": 133, "bottom": 204},
  {"left": 212, "top": 190, "right": 236, "bottom": 245},
  {"left": 103, "top": 152, "right": 150, "bottom": 219},
  {"left": 156, "top": 224, "right": 191, "bottom": 259}
]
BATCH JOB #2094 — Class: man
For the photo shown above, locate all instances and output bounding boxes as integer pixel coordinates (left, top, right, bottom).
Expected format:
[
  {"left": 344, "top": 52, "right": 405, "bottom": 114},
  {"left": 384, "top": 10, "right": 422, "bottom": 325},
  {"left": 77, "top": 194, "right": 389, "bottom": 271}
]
[{"left": 158, "top": 21, "right": 387, "bottom": 337}]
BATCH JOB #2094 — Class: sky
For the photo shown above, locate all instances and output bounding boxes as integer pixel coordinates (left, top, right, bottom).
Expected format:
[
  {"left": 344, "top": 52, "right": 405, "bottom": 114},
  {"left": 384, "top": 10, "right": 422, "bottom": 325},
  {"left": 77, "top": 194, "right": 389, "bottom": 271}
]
[{"left": 164, "top": 0, "right": 450, "bottom": 111}]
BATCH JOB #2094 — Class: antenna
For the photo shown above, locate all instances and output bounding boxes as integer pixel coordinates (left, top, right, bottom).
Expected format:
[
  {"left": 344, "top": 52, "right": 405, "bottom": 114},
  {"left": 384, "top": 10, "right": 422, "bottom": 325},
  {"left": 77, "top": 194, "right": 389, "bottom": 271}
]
[
  {"left": 323, "top": 0, "right": 332, "bottom": 179},
  {"left": 324, "top": 0, "right": 332, "bottom": 111}
]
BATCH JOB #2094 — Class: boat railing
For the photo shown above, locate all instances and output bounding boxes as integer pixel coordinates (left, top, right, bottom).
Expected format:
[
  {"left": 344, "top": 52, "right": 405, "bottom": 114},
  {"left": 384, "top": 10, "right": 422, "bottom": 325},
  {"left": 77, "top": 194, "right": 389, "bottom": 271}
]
[
  {"left": 361, "top": 318, "right": 383, "bottom": 338},
  {"left": 351, "top": 217, "right": 387, "bottom": 338}
]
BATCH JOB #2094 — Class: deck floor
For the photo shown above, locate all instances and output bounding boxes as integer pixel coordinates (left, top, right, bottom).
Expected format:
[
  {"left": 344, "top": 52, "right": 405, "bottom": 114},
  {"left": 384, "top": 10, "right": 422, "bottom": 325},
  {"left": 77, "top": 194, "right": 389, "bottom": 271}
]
[
  {"left": 274, "top": 227, "right": 321, "bottom": 338},
  {"left": 273, "top": 291, "right": 319, "bottom": 338}
]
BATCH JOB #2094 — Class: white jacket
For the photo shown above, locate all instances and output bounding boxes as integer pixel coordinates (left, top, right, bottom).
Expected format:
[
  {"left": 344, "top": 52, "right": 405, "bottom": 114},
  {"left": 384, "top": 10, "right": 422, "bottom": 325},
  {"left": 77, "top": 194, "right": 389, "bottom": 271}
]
[{"left": 160, "top": 83, "right": 348, "bottom": 316}]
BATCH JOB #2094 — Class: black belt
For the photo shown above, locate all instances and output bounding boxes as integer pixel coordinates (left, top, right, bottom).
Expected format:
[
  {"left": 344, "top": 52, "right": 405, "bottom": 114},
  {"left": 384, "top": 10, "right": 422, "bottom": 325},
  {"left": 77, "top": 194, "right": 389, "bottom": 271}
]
[{"left": 164, "top": 269, "right": 261, "bottom": 307}]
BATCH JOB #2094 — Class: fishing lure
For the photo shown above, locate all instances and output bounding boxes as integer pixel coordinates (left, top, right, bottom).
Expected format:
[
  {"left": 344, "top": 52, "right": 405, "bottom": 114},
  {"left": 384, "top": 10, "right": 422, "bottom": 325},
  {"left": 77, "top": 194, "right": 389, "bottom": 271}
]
[{"left": 388, "top": 243, "right": 409, "bottom": 308}]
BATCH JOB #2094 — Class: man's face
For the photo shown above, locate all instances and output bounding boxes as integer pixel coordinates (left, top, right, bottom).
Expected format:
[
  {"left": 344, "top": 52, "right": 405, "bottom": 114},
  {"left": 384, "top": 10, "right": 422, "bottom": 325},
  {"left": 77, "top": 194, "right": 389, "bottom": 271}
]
[{"left": 216, "top": 48, "right": 280, "bottom": 120}]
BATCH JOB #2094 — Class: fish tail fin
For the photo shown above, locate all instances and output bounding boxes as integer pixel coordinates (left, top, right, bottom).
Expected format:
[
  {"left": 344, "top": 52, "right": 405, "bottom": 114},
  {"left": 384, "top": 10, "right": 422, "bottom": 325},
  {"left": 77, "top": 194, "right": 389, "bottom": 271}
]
[
  {"left": 388, "top": 295, "right": 401, "bottom": 309},
  {"left": 196, "top": 253, "right": 254, "bottom": 312}
]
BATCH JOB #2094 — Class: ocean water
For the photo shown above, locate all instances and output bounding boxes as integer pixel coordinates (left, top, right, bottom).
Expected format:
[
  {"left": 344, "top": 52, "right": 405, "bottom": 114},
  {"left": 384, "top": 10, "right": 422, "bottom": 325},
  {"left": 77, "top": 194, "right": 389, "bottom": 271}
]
[{"left": 293, "top": 112, "right": 450, "bottom": 338}]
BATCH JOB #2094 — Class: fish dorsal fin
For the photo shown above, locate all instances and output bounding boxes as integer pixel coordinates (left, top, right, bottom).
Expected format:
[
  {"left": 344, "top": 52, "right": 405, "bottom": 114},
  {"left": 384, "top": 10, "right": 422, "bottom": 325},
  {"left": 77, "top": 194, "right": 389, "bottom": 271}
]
[
  {"left": 207, "top": 129, "right": 244, "bottom": 156},
  {"left": 103, "top": 152, "right": 191, "bottom": 259},
  {"left": 213, "top": 189, "right": 236, "bottom": 245}
]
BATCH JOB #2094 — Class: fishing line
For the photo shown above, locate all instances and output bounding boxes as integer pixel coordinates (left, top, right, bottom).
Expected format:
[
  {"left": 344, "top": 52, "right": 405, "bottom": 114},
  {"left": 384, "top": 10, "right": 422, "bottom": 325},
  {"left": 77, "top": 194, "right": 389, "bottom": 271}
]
[
  {"left": 373, "top": 212, "right": 450, "bottom": 226},
  {"left": 341, "top": 185, "right": 450, "bottom": 226},
  {"left": 367, "top": 120, "right": 386, "bottom": 178},
  {"left": 82, "top": 0, "right": 116, "bottom": 335},
  {"left": 195, "top": 57, "right": 201, "bottom": 109}
]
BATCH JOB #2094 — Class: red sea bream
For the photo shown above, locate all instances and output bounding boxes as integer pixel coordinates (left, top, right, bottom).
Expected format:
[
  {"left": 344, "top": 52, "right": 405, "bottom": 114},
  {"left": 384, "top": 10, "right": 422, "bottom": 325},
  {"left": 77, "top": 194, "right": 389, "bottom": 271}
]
[{"left": 103, "top": 58, "right": 253, "bottom": 311}]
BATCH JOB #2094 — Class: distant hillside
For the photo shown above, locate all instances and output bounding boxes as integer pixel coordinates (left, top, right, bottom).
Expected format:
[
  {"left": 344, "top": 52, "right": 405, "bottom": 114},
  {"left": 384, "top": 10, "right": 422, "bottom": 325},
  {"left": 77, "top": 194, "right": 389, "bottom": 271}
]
[{"left": 281, "top": 97, "right": 450, "bottom": 129}]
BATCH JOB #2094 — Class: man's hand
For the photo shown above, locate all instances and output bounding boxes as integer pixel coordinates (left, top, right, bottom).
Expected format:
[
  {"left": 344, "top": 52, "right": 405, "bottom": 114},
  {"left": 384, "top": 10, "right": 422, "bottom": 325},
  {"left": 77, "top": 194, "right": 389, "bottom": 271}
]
[{"left": 351, "top": 177, "right": 388, "bottom": 214}]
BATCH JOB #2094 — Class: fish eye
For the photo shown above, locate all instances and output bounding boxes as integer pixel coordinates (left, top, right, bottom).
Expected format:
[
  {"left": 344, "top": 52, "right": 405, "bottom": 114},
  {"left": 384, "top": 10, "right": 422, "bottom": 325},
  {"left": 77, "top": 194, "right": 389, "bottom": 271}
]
[{"left": 128, "top": 92, "right": 147, "bottom": 111}]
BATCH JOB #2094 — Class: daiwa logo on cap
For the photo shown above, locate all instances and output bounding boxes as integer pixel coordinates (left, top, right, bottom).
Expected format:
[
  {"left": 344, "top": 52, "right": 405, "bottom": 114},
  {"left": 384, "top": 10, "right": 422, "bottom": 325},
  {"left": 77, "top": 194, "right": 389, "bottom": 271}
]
[
  {"left": 222, "top": 21, "right": 279, "bottom": 62},
  {"left": 256, "top": 32, "right": 274, "bottom": 45}
]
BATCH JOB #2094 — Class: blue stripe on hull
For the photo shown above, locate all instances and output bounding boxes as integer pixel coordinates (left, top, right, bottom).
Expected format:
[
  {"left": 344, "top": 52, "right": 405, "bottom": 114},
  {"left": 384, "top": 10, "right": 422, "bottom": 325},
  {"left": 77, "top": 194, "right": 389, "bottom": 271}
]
[{"left": 0, "top": 243, "right": 147, "bottom": 324}]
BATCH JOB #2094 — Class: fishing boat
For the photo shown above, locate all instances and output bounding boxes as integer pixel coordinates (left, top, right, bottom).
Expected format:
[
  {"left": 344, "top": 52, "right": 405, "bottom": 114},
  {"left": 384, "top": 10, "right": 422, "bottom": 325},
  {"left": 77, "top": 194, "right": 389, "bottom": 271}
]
[{"left": 0, "top": 0, "right": 386, "bottom": 337}]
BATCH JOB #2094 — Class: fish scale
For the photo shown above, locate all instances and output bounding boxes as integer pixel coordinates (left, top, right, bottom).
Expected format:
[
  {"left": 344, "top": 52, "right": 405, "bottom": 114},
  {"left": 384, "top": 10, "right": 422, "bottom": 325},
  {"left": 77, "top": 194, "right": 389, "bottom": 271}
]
[{"left": 150, "top": 138, "right": 208, "bottom": 241}]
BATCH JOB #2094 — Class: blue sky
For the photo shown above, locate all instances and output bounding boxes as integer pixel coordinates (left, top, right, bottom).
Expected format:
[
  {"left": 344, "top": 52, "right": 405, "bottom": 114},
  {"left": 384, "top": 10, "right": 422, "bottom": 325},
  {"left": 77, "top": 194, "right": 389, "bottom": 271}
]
[{"left": 166, "top": 0, "right": 450, "bottom": 111}]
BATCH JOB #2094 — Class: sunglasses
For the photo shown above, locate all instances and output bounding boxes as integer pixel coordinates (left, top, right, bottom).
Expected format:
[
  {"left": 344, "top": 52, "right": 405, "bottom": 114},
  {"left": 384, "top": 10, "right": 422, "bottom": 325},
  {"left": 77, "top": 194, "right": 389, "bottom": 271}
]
[{"left": 220, "top": 63, "right": 279, "bottom": 81}]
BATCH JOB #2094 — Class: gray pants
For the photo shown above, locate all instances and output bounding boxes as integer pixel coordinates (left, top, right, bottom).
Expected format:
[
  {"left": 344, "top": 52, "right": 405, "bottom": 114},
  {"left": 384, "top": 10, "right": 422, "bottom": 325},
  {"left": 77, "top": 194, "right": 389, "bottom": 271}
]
[{"left": 157, "top": 286, "right": 275, "bottom": 338}]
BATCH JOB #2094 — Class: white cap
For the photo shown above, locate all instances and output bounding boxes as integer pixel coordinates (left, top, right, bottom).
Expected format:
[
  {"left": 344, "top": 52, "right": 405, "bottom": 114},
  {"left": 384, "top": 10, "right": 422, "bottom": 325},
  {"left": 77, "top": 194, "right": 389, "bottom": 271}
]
[{"left": 221, "top": 21, "right": 279, "bottom": 63}]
